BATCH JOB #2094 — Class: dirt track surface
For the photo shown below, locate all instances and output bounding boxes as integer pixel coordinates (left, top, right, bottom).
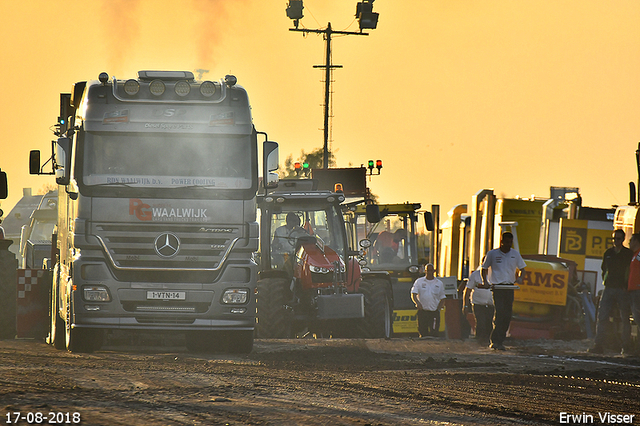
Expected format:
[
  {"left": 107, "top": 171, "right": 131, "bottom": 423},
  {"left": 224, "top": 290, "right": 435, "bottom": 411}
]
[{"left": 1, "top": 337, "right": 639, "bottom": 425}]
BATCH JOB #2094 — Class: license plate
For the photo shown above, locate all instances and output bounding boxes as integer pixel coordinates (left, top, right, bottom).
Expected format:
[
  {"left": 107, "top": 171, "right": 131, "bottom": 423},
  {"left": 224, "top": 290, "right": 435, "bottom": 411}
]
[{"left": 146, "top": 291, "right": 186, "bottom": 300}]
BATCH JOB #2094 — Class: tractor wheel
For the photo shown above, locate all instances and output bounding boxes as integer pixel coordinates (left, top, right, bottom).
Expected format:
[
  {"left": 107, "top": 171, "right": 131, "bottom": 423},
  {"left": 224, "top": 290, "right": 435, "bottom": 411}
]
[
  {"left": 256, "top": 277, "right": 292, "bottom": 338},
  {"left": 0, "top": 247, "right": 17, "bottom": 340},
  {"left": 357, "top": 279, "right": 393, "bottom": 339}
]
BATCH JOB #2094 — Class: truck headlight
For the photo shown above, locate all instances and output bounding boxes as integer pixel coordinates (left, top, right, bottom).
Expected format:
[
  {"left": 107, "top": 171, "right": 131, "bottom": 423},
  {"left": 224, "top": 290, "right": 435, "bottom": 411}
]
[
  {"left": 83, "top": 285, "right": 111, "bottom": 302},
  {"left": 309, "top": 265, "right": 331, "bottom": 273},
  {"left": 222, "top": 288, "right": 249, "bottom": 304}
]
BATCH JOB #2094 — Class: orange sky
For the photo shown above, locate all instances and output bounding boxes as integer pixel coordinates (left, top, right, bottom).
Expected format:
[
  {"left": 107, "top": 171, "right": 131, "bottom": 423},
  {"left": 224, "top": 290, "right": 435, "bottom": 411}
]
[{"left": 1, "top": 0, "right": 639, "bottom": 222}]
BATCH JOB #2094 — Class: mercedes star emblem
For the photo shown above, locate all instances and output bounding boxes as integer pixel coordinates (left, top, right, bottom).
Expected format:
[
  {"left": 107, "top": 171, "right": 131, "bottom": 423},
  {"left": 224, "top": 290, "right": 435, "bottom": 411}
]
[{"left": 154, "top": 232, "right": 180, "bottom": 258}]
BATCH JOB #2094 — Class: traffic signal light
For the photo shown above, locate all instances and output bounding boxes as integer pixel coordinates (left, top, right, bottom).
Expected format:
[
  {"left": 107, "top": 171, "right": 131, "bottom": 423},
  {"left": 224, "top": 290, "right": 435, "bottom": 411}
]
[
  {"left": 366, "top": 159, "right": 382, "bottom": 175},
  {"left": 302, "top": 161, "right": 310, "bottom": 177},
  {"left": 294, "top": 162, "right": 302, "bottom": 176}
]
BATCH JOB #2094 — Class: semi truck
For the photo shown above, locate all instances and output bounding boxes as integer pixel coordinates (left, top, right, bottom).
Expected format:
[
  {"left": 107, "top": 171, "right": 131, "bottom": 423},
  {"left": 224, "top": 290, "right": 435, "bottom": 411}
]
[
  {"left": 19, "top": 190, "right": 57, "bottom": 269},
  {"left": 30, "top": 70, "right": 279, "bottom": 353}
]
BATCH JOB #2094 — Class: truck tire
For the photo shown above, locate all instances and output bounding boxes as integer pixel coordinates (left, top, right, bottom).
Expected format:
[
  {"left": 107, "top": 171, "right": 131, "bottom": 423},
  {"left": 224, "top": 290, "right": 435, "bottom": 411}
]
[
  {"left": 64, "top": 299, "right": 102, "bottom": 353},
  {"left": 0, "top": 246, "right": 17, "bottom": 339},
  {"left": 256, "top": 277, "right": 292, "bottom": 338},
  {"left": 357, "top": 279, "right": 393, "bottom": 339},
  {"left": 48, "top": 265, "right": 65, "bottom": 349}
]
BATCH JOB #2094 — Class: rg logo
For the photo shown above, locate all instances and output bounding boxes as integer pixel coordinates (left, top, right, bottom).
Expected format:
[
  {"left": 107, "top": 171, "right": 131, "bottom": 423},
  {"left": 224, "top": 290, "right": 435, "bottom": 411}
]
[{"left": 129, "top": 198, "right": 152, "bottom": 221}]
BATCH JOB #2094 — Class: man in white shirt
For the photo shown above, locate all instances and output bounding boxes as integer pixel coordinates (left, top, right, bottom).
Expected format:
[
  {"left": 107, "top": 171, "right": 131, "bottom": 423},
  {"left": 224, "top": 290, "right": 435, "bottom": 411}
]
[
  {"left": 481, "top": 232, "right": 526, "bottom": 351},
  {"left": 464, "top": 264, "right": 494, "bottom": 345},
  {"left": 411, "top": 263, "right": 446, "bottom": 337}
]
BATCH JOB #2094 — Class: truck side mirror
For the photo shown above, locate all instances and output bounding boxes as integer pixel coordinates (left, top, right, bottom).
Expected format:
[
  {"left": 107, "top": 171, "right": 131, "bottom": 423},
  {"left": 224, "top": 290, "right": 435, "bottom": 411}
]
[
  {"left": 424, "top": 211, "right": 434, "bottom": 232},
  {"left": 263, "top": 140, "right": 279, "bottom": 189},
  {"left": 0, "top": 170, "right": 6, "bottom": 199},
  {"left": 55, "top": 137, "right": 71, "bottom": 186},
  {"left": 365, "top": 204, "right": 381, "bottom": 223},
  {"left": 29, "top": 151, "right": 41, "bottom": 175}
]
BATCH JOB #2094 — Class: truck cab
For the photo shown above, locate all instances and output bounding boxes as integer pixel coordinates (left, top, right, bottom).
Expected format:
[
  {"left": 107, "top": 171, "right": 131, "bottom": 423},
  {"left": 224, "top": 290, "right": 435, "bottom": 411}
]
[{"left": 30, "top": 71, "right": 278, "bottom": 353}]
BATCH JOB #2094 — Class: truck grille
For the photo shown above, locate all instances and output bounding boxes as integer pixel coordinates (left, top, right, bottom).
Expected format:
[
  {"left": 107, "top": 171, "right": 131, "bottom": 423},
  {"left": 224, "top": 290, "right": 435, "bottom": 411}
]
[{"left": 93, "top": 222, "right": 242, "bottom": 281}]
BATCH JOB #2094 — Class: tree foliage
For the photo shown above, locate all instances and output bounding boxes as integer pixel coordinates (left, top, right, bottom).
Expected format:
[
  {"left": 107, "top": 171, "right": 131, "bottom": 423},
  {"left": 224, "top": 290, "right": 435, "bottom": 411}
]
[{"left": 280, "top": 147, "right": 335, "bottom": 178}]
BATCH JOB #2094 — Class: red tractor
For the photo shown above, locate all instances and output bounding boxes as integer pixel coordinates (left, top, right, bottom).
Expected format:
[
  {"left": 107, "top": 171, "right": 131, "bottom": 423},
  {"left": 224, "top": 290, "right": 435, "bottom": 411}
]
[{"left": 256, "top": 180, "right": 392, "bottom": 338}]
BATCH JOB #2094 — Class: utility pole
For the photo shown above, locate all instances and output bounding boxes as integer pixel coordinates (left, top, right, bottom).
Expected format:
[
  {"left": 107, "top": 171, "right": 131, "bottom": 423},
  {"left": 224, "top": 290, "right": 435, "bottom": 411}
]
[{"left": 286, "top": 1, "right": 379, "bottom": 169}]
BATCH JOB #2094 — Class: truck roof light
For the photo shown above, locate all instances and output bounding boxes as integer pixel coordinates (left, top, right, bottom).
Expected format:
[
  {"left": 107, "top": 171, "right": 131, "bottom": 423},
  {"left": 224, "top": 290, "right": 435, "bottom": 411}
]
[
  {"left": 225, "top": 75, "right": 238, "bottom": 87},
  {"left": 138, "top": 70, "right": 195, "bottom": 81},
  {"left": 200, "top": 81, "right": 217, "bottom": 97},
  {"left": 124, "top": 79, "right": 140, "bottom": 95},
  {"left": 175, "top": 80, "right": 191, "bottom": 97},
  {"left": 99, "top": 72, "right": 109, "bottom": 84},
  {"left": 149, "top": 79, "right": 165, "bottom": 96}
]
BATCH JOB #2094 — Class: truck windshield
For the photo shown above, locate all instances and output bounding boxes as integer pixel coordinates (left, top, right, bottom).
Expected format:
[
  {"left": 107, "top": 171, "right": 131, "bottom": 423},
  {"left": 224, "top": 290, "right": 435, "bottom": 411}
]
[{"left": 81, "top": 132, "right": 253, "bottom": 189}]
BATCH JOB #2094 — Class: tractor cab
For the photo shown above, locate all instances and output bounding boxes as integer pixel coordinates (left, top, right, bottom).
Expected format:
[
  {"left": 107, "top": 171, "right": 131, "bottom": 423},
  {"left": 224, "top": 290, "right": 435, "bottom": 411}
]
[
  {"left": 256, "top": 179, "right": 393, "bottom": 338},
  {"left": 348, "top": 203, "right": 428, "bottom": 274}
]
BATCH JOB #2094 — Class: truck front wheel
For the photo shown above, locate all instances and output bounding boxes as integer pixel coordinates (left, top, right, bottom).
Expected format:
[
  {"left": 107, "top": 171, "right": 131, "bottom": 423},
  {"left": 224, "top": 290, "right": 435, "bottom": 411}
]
[
  {"left": 64, "top": 298, "right": 102, "bottom": 353},
  {"left": 48, "top": 268, "right": 65, "bottom": 350}
]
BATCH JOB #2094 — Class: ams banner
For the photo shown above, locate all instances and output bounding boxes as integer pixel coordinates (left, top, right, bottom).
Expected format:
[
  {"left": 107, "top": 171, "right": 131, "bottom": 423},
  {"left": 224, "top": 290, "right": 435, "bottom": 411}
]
[{"left": 514, "top": 266, "right": 569, "bottom": 306}]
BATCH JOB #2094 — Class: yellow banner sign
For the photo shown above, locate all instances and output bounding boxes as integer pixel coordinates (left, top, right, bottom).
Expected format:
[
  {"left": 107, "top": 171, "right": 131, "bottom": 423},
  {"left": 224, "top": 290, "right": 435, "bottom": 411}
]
[
  {"left": 514, "top": 267, "right": 569, "bottom": 306},
  {"left": 559, "top": 219, "right": 614, "bottom": 260},
  {"left": 392, "top": 309, "right": 446, "bottom": 334},
  {"left": 393, "top": 310, "right": 418, "bottom": 334}
]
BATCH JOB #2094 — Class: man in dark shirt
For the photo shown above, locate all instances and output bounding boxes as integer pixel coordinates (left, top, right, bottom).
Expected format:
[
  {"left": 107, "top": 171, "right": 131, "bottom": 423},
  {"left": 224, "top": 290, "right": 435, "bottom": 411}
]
[{"left": 589, "top": 229, "right": 633, "bottom": 354}]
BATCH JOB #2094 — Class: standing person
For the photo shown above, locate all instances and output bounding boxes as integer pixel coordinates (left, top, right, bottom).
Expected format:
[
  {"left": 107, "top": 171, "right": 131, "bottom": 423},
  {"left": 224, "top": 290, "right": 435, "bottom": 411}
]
[
  {"left": 482, "top": 232, "right": 526, "bottom": 351},
  {"left": 411, "top": 263, "right": 446, "bottom": 337},
  {"left": 464, "top": 262, "right": 494, "bottom": 345},
  {"left": 627, "top": 233, "right": 640, "bottom": 357},
  {"left": 589, "top": 229, "right": 633, "bottom": 354}
]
